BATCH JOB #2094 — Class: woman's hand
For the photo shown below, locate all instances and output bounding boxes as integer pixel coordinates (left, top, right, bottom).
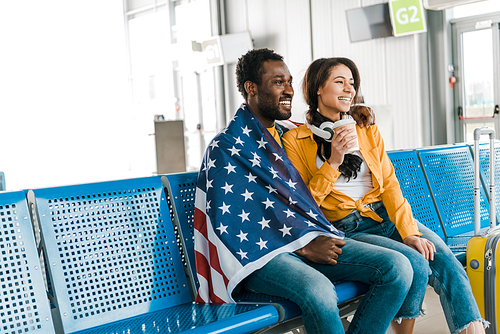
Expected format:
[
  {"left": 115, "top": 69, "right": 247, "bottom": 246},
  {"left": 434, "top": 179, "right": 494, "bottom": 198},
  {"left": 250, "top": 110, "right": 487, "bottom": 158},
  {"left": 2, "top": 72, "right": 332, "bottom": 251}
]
[
  {"left": 327, "top": 126, "right": 358, "bottom": 169},
  {"left": 403, "top": 235, "right": 436, "bottom": 261},
  {"left": 295, "top": 235, "right": 346, "bottom": 265}
]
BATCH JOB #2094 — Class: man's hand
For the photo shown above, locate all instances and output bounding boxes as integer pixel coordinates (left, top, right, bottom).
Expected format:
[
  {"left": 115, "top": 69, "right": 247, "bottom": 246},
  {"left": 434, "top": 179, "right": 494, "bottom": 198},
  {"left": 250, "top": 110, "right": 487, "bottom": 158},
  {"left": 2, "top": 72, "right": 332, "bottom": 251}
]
[
  {"left": 295, "top": 235, "right": 346, "bottom": 265},
  {"left": 403, "top": 235, "right": 436, "bottom": 261},
  {"left": 350, "top": 104, "right": 375, "bottom": 128}
]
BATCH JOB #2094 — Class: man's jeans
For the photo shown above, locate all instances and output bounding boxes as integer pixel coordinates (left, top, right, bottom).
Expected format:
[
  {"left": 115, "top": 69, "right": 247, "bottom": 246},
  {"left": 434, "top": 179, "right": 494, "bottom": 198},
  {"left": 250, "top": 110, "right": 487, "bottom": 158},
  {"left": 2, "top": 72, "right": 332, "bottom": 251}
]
[
  {"left": 336, "top": 201, "right": 483, "bottom": 334},
  {"left": 243, "top": 236, "right": 414, "bottom": 333}
]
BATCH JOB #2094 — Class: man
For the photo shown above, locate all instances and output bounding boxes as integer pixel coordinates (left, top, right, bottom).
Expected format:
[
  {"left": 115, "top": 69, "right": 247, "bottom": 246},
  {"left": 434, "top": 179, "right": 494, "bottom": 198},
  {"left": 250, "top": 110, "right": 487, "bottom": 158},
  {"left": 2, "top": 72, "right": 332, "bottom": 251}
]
[{"left": 194, "top": 48, "right": 412, "bottom": 334}]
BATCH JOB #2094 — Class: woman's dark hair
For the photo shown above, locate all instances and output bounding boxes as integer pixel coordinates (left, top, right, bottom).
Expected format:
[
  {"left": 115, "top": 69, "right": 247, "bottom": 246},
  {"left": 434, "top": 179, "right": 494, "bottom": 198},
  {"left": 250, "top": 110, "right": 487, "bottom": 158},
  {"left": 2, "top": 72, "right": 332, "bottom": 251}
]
[
  {"left": 303, "top": 57, "right": 363, "bottom": 181},
  {"left": 236, "top": 48, "right": 284, "bottom": 101}
]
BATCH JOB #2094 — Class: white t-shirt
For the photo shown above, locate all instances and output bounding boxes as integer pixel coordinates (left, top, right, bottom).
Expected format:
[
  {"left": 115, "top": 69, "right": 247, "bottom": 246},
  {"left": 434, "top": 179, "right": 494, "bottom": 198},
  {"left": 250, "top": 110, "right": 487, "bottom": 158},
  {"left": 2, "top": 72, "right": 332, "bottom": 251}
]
[{"left": 316, "top": 152, "right": 373, "bottom": 201}]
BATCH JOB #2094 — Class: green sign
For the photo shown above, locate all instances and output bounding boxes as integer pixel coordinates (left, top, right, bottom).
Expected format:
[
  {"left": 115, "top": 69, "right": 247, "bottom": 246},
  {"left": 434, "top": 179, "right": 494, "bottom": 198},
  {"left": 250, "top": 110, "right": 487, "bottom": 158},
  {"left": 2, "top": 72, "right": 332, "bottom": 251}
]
[{"left": 389, "top": 0, "right": 427, "bottom": 37}]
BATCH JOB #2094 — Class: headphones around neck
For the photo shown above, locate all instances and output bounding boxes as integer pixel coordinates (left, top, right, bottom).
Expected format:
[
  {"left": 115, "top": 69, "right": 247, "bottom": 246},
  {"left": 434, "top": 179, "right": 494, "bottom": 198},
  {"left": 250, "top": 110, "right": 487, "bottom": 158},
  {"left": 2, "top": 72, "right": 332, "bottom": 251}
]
[{"left": 306, "top": 121, "right": 336, "bottom": 142}]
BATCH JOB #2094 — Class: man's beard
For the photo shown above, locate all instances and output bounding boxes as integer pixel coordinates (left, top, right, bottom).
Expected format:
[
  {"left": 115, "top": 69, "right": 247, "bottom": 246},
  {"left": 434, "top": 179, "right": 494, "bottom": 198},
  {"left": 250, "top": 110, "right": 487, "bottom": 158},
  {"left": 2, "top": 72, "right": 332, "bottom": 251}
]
[{"left": 257, "top": 94, "right": 292, "bottom": 121}]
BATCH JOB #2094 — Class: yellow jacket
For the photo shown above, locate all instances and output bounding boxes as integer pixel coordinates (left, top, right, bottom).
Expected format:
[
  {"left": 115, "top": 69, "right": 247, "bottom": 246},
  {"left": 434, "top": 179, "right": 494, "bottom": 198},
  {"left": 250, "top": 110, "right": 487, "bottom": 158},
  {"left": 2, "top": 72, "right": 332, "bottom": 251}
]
[{"left": 282, "top": 124, "right": 420, "bottom": 240}]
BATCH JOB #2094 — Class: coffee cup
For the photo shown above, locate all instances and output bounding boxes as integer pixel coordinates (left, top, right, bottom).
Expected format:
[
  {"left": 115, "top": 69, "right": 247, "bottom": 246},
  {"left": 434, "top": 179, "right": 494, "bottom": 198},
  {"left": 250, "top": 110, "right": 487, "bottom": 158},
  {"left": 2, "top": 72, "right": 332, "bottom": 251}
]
[{"left": 332, "top": 117, "right": 359, "bottom": 154}]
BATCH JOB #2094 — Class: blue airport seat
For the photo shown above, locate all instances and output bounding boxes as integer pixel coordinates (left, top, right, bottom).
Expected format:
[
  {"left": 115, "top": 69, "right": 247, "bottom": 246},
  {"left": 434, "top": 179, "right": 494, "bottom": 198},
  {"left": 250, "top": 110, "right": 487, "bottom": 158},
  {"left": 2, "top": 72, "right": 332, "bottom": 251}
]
[
  {"left": 29, "top": 176, "right": 278, "bottom": 334},
  {"left": 417, "top": 144, "right": 490, "bottom": 253},
  {"left": 472, "top": 141, "right": 500, "bottom": 225},
  {"left": 387, "top": 149, "right": 445, "bottom": 239},
  {"left": 71, "top": 303, "right": 278, "bottom": 334},
  {"left": 162, "top": 172, "right": 369, "bottom": 325},
  {"left": 0, "top": 190, "right": 55, "bottom": 333},
  {"left": 162, "top": 172, "right": 199, "bottom": 299}
]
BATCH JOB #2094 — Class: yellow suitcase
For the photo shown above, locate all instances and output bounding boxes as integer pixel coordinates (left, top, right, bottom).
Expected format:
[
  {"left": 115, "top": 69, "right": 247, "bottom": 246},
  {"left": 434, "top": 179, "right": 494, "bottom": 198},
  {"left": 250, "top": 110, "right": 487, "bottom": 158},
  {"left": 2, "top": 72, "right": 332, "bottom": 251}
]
[{"left": 466, "top": 127, "right": 497, "bottom": 334}]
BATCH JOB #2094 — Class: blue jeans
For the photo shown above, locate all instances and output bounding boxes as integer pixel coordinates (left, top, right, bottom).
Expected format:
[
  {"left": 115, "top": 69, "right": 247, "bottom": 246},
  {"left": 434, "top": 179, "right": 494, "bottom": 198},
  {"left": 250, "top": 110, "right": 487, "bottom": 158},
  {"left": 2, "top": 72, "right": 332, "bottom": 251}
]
[
  {"left": 243, "top": 238, "right": 414, "bottom": 333},
  {"left": 336, "top": 201, "right": 483, "bottom": 334}
]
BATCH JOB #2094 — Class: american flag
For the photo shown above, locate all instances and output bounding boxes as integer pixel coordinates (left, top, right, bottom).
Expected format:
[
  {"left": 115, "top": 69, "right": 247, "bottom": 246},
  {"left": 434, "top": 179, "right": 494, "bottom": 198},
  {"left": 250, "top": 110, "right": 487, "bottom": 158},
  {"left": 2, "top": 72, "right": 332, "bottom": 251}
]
[{"left": 194, "top": 104, "right": 344, "bottom": 303}]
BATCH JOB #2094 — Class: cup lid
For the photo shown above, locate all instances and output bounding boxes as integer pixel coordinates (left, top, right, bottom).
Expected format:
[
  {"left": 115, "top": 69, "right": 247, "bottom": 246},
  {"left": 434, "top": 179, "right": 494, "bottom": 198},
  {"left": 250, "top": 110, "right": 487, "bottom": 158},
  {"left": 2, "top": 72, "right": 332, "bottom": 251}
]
[{"left": 331, "top": 117, "right": 356, "bottom": 129}]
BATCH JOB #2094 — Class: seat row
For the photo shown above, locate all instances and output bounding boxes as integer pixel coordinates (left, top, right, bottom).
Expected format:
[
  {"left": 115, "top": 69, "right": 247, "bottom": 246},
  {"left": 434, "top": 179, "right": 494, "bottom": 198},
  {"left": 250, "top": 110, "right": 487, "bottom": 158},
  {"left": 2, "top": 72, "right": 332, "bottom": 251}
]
[
  {"left": 0, "top": 141, "right": 497, "bottom": 334},
  {"left": 162, "top": 141, "right": 500, "bottom": 333},
  {"left": 0, "top": 177, "right": 279, "bottom": 334}
]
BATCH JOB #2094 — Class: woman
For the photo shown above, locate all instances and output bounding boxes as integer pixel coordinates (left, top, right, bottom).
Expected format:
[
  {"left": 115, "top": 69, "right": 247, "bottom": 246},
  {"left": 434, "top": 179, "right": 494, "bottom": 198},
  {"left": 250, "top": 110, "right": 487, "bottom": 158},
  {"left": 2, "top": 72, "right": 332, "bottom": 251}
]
[{"left": 281, "top": 57, "right": 485, "bottom": 334}]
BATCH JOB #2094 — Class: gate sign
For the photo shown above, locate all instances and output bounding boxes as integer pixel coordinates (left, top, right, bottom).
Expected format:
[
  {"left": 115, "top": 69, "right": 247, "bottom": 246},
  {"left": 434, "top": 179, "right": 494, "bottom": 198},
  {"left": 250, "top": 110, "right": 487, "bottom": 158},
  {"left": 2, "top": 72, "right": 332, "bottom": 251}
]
[
  {"left": 202, "top": 37, "right": 224, "bottom": 66},
  {"left": 389, "top": 0, "right": 427, "bottom": 37}
]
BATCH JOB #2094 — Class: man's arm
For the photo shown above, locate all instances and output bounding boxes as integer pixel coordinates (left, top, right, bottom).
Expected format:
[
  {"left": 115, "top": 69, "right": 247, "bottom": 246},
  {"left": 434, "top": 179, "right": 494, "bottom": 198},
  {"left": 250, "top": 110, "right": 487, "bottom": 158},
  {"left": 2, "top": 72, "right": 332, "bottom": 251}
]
[
  {"left": 294, "top": 236, "right": 346, "bottom": 265},
  {"left": 350, "top": 104, "right": 375, "bottom": 128}
]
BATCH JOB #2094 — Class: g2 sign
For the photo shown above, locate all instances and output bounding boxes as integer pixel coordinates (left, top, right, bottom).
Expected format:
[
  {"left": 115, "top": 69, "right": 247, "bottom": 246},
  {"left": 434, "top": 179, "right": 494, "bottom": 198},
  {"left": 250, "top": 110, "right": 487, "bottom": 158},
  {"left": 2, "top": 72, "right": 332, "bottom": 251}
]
[{"left": 389, "top": 0, "right": 427, "bottom": 37}]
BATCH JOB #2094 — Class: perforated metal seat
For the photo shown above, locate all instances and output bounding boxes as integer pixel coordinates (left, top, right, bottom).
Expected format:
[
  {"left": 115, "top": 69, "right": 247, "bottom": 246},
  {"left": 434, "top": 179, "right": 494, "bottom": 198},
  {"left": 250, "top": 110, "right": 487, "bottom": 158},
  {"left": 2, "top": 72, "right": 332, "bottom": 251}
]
[
  {"left": 416, "top": 144, "right": 491, "bottom": 254},
  {"left": 387, "top": 149, "right": 444, "bottom": 238},
  {"left": 29, "top": 176, "right": 278, "bottom": 334},
  {"left": 387, "top": 148, "right": 471, "bottom": 263},
  {"left": 0, "top": 190, "right": 55, "bottom": 334}
]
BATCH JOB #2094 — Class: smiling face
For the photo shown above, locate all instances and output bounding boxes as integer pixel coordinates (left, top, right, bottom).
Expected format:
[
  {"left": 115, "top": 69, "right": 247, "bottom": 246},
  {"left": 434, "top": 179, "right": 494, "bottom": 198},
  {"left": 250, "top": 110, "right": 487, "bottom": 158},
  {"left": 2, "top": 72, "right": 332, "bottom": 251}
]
[
  {"left": 317, "top": 64, "right": 356, "bottom": 121},
  {"left": 246, "top": 60, "right": 294, "bottom": 127}
]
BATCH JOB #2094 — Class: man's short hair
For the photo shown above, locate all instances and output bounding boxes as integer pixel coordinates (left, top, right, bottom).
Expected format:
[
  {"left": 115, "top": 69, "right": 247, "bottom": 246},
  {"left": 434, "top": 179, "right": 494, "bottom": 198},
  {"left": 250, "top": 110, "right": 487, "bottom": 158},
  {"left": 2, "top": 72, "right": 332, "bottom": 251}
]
[{"left": 236, "top": 48, "right": 284, "bottom": 101}]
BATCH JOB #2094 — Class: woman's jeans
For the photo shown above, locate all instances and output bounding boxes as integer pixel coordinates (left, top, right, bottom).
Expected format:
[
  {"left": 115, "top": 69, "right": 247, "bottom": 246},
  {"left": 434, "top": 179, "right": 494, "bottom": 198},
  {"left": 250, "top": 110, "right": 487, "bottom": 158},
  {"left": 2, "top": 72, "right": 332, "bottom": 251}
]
[
  {"left": 335, "top": 201, "right": 483, "bottom": 334},
  {"left": 244, "top": 236, "right": 414, "bottom": 333}
]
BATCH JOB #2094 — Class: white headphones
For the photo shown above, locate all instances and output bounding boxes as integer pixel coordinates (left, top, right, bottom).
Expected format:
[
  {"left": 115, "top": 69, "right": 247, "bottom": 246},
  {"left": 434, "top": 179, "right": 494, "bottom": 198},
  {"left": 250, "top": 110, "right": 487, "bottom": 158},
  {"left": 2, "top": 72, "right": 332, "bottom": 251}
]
[{"left": 306, "top": 121, "right": 336, "bottom": 142}]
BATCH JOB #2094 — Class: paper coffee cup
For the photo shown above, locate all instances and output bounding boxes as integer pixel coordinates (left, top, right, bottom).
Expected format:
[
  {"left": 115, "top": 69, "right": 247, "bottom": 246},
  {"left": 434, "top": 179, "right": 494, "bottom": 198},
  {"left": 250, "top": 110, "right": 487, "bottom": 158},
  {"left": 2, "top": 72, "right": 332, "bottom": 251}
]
[{"left": 332, "top": 118, "right": 359, "bottom": 154}]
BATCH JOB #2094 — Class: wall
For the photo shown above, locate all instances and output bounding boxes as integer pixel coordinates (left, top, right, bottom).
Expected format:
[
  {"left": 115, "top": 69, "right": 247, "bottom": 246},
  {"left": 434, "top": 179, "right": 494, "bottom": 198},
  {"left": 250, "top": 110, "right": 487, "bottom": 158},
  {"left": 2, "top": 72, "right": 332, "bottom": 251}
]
[{"left": 224, "top": 0, "right": 431, "bottom": 150}]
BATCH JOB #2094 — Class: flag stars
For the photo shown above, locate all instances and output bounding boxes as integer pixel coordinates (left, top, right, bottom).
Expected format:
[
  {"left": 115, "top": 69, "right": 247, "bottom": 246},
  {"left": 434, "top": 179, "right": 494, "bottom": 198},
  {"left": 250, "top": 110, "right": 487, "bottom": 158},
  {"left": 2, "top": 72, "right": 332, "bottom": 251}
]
[
  {"left": 265, "top": 185, "right": 277, "bottom": 194},
  {"left": 224, "top": 162, "right": 237, "bottom": 174},
  {"left": 227, "top": 146, "right": 241, "bottom": 156},
  {"left": 305, "top": 220, "right": 316, "bottom": 227},
  {"left": 269, "top": 167, "right": 281, "bottom": 179},
  {"left": 236, "top": 249, "right": 248, "bottom": 260},
  {"left": 257, "top": 217, "right": 271, "bottom": 230},
  {"left": 209, "top": 140, "right": 219, "bottom": 149},
  {"left": 249, "top": 156, "right": 261, "bottom": 167},
  {"left": 221, "top": 182, "right": 233, "bottom": 194},
  {"left": 207, "top": 158, "right": 216, "bottom": 170},
  {"left": 249, "top": 152, "right": 261, "bottom": 167},
  {"left": 251, "top": 152, "right": 260, "bottom": 160},
  {"left": 257, "top": 137, "right": 267, "bottom": 149},
  {"left": 283, "top": 209, "right": 296, "bottom": 218},
  {"left": 286, "top": 179, "right": 297, "bottom": 189},
  {"left": 219, "top": 202, "right": 230, "bottom": 215},
  {"left": 289, "top": 196, "right": 297, "bottom": 205},
  {"left": 216, "top": 223, "right": 228, "bottom": 235},
  {"left": 241, "top": 189, "right": 254, "bottom": 202},
  {"left": 236, "top": 230, "right": 249, "bottom": 242},
  {"left": 262, "top": 198, "right": 275, "bottom": 209},
  {"left": 206, "top": 179, "right": 213, "bottom": 190},
  {"left": 273, "top": 153, "right": 283, "bottom": 161},
  {"left": 234, "top": 136, "right": 245, "bottom": 146},
  {"left": 256, "top": 238, "right": 268, "bottom": 250},
  {"left": 306, "top": 210, "right": 319, "bottom": 220},
  {"left": 238, "top": 210, "right": 250, "bottom": 223},
  {"left": 241, "top": 126, "right": 252, "bottom": 136},
  {"left": 245, "top": 172, "right": 257, "bottom": 183},
  {"left": 279, "top": 224, "right": 292, "bottom": 237}
]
